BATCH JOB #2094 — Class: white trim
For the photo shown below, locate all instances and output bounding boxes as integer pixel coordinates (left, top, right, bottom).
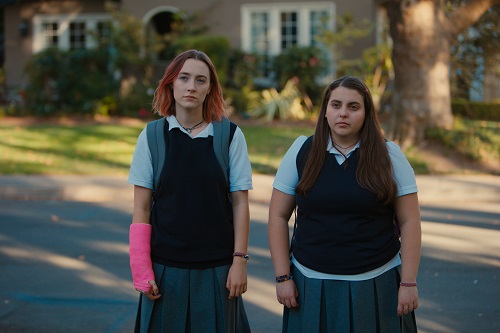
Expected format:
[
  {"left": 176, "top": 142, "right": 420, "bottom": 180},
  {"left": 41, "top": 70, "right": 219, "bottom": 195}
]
[
  {"left": 33, "top": 13, "right": 111, "bottom": 52},
  {"left": 241, "top": 2, "right": 335, "bottom": 56}
]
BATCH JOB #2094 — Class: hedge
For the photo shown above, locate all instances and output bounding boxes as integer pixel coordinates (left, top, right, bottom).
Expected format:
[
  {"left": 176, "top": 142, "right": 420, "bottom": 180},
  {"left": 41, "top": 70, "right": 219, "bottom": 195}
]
[{"left": 452, "top": 99, "right": 500, "bottom": 121}]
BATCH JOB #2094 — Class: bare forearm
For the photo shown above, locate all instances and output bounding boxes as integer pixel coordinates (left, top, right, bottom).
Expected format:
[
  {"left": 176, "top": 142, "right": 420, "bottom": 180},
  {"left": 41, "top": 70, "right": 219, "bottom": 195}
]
[
  {"left": 400, "top": 219, "right": 421, "bottom": 282},
  {"left": 132, "top": 186, "right": 152, "bottom": 224},
  {"left": 268, "top": 189, "right": 296, "bottom": 276},
  {"left": 231, "top": 191, "right": 250, "bottom": 254}
]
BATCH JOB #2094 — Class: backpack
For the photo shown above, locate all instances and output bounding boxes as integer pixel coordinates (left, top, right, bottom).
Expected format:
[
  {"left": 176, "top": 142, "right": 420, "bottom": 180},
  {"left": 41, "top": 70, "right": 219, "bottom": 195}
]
[{"left": 146, "top": 117, "right": 234, "bottom": 192}]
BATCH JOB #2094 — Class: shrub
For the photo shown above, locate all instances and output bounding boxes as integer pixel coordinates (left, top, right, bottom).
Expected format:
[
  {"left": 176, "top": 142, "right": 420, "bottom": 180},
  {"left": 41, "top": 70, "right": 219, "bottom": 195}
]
[
  {"left": 452, "top": 99, "right": 500, "bottom": 121},
  {"left": 23, "top": 48, "right": 115, "bottom": 116},
  {"left": 273, "top": 45, "right": 328, "bottom": 105}
]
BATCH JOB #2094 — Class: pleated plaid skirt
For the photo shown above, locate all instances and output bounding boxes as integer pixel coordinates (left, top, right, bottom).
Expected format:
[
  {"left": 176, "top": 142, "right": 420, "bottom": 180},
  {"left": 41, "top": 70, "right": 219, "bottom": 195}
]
[
  {"left": 134, "top": 263, "right": 251, "bottom": 333},
  {"left": 282, "top": 265, "right": 418, "bottom": 333}
]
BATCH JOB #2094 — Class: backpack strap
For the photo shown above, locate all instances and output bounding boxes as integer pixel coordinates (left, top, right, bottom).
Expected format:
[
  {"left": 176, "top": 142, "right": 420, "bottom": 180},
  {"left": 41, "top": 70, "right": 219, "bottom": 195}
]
[
  {"left": 213, "top": 117, "right": 231, "bottom": 187},
  {"left": 146, "top": 118, "right": 166, "bottom": 192}
]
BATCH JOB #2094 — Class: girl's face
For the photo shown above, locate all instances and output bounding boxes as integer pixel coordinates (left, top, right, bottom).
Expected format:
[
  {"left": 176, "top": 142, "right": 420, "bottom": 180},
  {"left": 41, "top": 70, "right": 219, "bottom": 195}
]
[
  {"left": 172, "top": 59, "right": 211, "bottom": 114},
  {"left": 325, "top": 86, "right": 366, "bottom": 143}
]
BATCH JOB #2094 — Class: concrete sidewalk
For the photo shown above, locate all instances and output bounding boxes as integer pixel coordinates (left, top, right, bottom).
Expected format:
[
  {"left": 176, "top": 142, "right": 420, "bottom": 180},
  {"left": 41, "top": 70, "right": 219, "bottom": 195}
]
[{"left": 0, "top": 173, "right": 499, "bottom": 204}]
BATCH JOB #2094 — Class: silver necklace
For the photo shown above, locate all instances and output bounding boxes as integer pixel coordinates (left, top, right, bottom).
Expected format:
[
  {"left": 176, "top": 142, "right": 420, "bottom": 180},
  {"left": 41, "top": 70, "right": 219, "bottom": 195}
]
[{"left": 181, "top": 120, "right": 204, "bottom": 134}]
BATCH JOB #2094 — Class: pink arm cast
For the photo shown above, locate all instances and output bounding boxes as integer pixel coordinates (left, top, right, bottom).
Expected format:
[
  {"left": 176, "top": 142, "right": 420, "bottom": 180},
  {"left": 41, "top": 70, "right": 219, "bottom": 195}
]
[{"left": 129, "top": 223, "right": 155, "bottom": 292}]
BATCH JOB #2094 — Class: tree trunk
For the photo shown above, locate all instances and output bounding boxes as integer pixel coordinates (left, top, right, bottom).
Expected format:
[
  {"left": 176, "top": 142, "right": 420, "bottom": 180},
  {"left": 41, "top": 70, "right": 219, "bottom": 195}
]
[{"left": 380, "top": 0, "right": 498, "bottom": 148}]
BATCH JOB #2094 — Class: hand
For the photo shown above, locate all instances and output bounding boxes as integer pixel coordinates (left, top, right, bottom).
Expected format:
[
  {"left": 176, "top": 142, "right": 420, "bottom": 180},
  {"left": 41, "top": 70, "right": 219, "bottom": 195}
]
[
  {"left": 276, "top": 280, "right": 299, "bottom": 309},
  {"left": 397, "top": 286, "right": 418, "bottom": 316},
  {"left": 138, "top": 280, "right": 161, "bottom": 301},
  {"left": 226, "top": 258, "right": 248, "bottom": 299}
]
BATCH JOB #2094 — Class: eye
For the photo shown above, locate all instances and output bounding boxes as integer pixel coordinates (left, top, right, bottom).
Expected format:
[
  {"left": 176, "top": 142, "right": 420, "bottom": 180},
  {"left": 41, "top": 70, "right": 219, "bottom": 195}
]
[
  {"left": 331, "top": 102, "right": 341, "bottom": 109},
  {"left": 196, "top": 78, "right": 207, "bottom": 84},
  {"left": 349, "top": 103, "right": 360, "bottom": 111},
  {"left": 178, "top": 75, "right": 188, "bottom": 81}
]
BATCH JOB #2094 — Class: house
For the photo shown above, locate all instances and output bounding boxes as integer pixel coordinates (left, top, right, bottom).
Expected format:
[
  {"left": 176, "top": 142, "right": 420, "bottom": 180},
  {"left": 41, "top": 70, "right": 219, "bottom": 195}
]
[{"left": 0, "top": 0, "right": 383, "bottom": 102}]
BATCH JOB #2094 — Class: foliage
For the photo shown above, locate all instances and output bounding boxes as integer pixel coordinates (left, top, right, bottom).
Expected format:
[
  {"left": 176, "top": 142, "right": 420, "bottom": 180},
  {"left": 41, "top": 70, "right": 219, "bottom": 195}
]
[
  {"left": 450, "top": 5, "right": 500, "bottom": 99},
  {"left": 249, "top": 78, "right": 308, "bottom": 122},
  {"left": 452, "top": 99, "right": 500, "bottom": 121},
  {"left": 23, "top": 48, "right": 115, "bottom": 115},
  {"left": 166, "top": 35, "right": 232, "bottom": 85},
  {"left": 315, "top": 13, "right": 372, "bottom": 76},
  {"left": 273, "top": 45, "right": 328, "bottom": 105},
  {"left": 426, "top": 118, "right": 500, "bottom": 163}
]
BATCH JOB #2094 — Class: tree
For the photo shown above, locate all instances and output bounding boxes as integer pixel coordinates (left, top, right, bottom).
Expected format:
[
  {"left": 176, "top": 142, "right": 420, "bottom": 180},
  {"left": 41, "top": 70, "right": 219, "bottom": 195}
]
[{"left": 378, "top": 0, "right": 499, "bottom": 147}]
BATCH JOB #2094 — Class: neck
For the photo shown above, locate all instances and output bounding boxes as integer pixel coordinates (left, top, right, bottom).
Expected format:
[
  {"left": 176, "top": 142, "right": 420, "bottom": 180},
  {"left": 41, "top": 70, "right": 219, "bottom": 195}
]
[
  {"left": 176, "top": 111, "right": 204, "bottom": 128},
  {"left": 331, "top": 135, "right": 359, "bottom": 149}
]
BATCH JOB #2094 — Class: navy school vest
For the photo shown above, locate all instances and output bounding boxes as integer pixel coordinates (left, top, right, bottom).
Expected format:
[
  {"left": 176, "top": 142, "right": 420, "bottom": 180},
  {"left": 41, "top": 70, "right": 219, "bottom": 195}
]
[
  {"left": 293, "top": 136, "right": 400, "bottom": 274},
  {"left": 150, "top": 123, "right": 237, "bottom": 269}
]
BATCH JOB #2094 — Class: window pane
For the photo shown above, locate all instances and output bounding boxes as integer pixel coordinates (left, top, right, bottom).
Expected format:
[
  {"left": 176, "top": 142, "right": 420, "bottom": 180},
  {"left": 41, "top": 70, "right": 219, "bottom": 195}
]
[
  {"left": 280, "top": 11, "right": 297, "bottom": 50},
  {"left": 97, "top": 21, "right": 111, "bottom": 44},
  {"left": 42, "top": 22, "right": 59, "bottom": 48},
  {"left": 70, "top": 22, "right": 86, "bottom": 50}
]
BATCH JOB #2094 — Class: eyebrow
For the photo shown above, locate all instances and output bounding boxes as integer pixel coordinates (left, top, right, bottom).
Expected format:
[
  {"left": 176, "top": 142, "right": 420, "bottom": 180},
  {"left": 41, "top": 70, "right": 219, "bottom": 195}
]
[
  {"left": 330, "top": 99, "right": 361, "bottom": 105},
  {"left": 179, "top": 72, "right": 208, "bottom": 79}
]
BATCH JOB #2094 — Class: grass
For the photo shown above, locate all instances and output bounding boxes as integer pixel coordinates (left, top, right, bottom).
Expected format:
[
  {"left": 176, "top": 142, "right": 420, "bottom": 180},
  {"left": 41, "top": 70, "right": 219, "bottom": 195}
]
[
  {"left": 0, "top": 118, "right": 497, "bottom": 175},
  {"left": 0, "top": 120, "right": 315, "bottom": 175}
]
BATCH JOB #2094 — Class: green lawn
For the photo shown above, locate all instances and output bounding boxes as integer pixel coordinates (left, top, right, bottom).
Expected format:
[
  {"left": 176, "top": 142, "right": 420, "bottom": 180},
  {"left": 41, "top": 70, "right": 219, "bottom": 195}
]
[
  {"left": 0, "top": 121, "right": 314, "bottom": 175},
  {"left": 1, "top": 118, "right": 496, "bottom": 175}
]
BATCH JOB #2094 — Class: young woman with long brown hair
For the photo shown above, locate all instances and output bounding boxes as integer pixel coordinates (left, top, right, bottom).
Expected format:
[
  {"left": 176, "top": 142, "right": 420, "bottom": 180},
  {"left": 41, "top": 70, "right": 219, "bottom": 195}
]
[{"left": 268, "top": 76, "right": 421, "bottom": 332}]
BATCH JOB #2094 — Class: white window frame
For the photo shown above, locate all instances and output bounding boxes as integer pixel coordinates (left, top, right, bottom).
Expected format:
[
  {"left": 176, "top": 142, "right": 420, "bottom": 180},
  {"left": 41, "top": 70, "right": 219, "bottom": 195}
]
[
  {"left": 241, "top": 2, "right": 335, "bottom": 56},
  {"left": 33, "top": 14, "right": 112, "bottom": 52}
]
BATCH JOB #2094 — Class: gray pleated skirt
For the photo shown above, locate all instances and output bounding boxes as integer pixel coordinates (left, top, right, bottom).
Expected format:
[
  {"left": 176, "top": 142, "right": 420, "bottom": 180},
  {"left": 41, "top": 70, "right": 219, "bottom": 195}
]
[
  {"left": 282, "top": 265, "right": 417, "bottom": 333},
  {"left": 134, "top": 263, "right": 251, "bottom": 333}
]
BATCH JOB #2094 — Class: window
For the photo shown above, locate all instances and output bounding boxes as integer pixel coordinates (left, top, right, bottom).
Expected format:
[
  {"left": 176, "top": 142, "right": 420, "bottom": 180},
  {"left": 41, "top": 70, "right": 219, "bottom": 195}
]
[
  {"left": 33, "top": 14, "right": 111, "bottom": 52},
  {"left": 70, "top": 22, "right": 86, "bottom": 50},
  {"left": 241, "top": 2, "right": 335, "bottom": 78},
  {"left": 280, "top": 11, "right": 298, "bottom": 49},
  {"left": 42, "top": 22, "right": 59, "bottom": 48}
]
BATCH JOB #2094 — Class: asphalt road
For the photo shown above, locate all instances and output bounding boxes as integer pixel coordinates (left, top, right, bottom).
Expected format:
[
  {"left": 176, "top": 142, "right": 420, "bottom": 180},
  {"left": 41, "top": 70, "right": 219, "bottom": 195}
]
[{"left": 0, "top": 174, "right": 499, "bottom": 333}]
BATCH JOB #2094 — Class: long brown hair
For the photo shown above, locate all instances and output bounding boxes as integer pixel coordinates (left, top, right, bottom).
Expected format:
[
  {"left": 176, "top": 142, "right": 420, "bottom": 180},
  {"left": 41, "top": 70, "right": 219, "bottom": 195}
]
[
  {"left": 152, "top": 49, "right": 228, "bottom": 122},
  {"left": 296, "top": 76, "right": 397, "bottom": 204}
]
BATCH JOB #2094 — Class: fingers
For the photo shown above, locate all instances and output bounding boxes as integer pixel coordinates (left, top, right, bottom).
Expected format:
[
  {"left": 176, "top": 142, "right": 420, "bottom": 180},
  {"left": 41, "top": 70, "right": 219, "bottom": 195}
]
[
  {"left": 277, "top": 295, "right": 299, "bottom": 309},
  {"left": 397, "top": 302, "right": 417, "bottom": 316},
  {"left": 138, "top": 280, "right": 161, "bottom": 301},
  {"left": 227, "top": 282, "right": 247, "bottom": 299}
]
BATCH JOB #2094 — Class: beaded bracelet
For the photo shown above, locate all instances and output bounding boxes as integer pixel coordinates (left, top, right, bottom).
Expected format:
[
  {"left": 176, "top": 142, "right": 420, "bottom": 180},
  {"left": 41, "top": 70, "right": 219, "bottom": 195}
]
[
  {"left": 233, "top": 252, "right": 250, "bottom": 260},
  {"left": 276, "top": 273, "right": 293, "bottom": 283},
  {"left": 400, "top": 282, "right": 417, "bottom": 287}
]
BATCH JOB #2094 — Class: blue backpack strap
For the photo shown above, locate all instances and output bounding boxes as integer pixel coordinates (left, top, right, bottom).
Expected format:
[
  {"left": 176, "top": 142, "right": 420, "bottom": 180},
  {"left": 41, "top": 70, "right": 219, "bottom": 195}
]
[
  {"left": 213, "top": 117, "right": 231, "bottom": 187},
  {"left": 146, "top": 118, "right": 166, "bottom": 192}
]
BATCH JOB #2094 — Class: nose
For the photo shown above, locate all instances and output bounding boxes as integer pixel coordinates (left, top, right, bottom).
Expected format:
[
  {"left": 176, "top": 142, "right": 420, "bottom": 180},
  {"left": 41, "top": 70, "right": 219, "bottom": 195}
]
[
  {"left": 187, "top": 79, "right": 196, "bottom": 92},
  {"left": 339, "top": 106, "right": 348, "bottom": 117}
]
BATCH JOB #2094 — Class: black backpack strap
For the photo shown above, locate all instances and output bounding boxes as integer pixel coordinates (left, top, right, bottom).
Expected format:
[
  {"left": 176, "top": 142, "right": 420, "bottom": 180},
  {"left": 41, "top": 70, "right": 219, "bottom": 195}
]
[{"left": 146, "top": 118, "right": 166, "bottom": 192}]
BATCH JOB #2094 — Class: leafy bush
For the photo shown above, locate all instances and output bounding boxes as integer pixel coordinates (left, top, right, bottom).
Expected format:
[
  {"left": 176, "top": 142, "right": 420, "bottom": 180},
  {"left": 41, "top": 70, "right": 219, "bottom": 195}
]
[
  {"left": 273, "top": 45, "right": 328, "bottom": 105},
  {"left": 452, "top": 99, "right": 500, "bottom": 121},
  {"left": 23, "top": 48, "right": 115, "bottom": 115},
  {"left": 164, "top": 35, "right": 232, "bottom": 86},
  {"left": 426, "top": 118, "right": 500, "bottom": 162}
]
